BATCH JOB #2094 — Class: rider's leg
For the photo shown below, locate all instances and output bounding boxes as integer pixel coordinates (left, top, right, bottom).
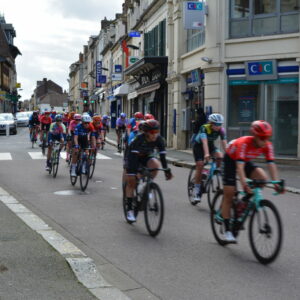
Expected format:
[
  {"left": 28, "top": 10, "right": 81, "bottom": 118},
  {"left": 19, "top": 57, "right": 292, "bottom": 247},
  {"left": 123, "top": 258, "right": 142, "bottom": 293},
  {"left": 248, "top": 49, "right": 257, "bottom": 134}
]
[
  {"left": 146, "top": 158, "right": 160, "bottom": 179},
  {"left": 214, "top": 150, "right": 223, "bottom": 169}
]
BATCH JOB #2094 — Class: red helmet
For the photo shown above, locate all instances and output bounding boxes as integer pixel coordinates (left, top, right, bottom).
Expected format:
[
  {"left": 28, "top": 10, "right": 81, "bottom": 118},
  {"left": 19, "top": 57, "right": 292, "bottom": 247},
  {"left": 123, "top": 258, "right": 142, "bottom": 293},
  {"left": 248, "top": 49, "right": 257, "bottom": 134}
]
[
  {"left": 134, "top": 112, "right": 144, "bottom": 120},
  {"left": 251, "top": 120, "right": 272, "bottom": 137},
  {"left": 141, "top": 119, "right": 160, "bottom": 132},
  {"left": 144, "top": 113, "right": 155, "bottom": 120}
]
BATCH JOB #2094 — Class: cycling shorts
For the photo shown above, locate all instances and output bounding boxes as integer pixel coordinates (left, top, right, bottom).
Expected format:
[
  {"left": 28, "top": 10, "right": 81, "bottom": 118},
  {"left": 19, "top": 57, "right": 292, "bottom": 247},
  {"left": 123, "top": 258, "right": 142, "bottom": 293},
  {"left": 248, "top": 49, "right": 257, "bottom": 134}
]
[
  {"left": 126, "top": 154, "right": 157, "bottom": 175},
  {"left": 48, "top": 133, "right": 63, "bottom": 144},
  {"left": 41, "top": 123, "right": 50, "bottom": 131},
  {"left": 193, "top": 142, "right": 219, "bottom": 162},
  {"left": 76, "top": 136, "right": 89, "bottom": 149},
  {"left": 222, "top": 154, "right": 258, "bottom": 186},
  {"left": 116, "top": 126, "right": 126, "bottom": 133}
]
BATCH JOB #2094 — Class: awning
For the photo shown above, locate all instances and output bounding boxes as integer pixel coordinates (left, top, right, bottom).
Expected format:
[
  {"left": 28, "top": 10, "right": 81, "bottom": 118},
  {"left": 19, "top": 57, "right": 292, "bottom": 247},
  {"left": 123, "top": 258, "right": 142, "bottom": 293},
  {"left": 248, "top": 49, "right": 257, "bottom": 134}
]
[
  {"left": 136, "top": 82, "right": 160, "bottom": 95},
  {"left": 127, "top": 91, "right": 138, "bottom": 100},
  {"left": 113, "top": 83, "right": 129, "bottom": 96}
]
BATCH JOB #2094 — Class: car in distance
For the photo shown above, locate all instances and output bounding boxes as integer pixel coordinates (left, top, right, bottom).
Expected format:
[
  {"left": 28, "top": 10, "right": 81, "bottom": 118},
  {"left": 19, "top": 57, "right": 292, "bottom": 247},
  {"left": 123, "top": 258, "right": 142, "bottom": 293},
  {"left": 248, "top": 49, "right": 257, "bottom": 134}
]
[{"left": 0, "top": 113, "right": 17, "bottom": 135}]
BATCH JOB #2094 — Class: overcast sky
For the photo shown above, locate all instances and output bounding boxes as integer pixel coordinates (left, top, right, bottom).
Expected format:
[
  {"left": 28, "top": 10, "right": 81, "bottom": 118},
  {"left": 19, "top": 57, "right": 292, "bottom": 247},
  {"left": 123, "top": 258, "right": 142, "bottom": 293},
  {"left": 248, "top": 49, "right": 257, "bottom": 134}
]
[{"left": 1, "top": 0, "right": 123, "bottom": 100}]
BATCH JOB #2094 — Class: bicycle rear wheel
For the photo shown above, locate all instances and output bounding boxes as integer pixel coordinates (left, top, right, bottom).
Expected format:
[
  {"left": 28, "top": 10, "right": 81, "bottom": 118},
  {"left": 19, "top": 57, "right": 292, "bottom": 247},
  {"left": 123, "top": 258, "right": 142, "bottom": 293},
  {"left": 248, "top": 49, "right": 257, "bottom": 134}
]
[
  {"left": 187, "top": 166, "right": 196, "bottom": 205},
  {"left": 249, "top": 199, "right": 282, "bottom": 264},
  {"left": 144, "top": 182, "right": 164, "bottom": 237},
  {"left": 52, "top": 151, "right": 59, "bottom": 178},
  {"left": 89, "top": 153, "right": 96, "bottom": 179},
  {"left": 206, "top": 171, "right": 222, "bottom": 211},
  {"left": 79, "top": 159, "right": 90, "bottom": 191}
]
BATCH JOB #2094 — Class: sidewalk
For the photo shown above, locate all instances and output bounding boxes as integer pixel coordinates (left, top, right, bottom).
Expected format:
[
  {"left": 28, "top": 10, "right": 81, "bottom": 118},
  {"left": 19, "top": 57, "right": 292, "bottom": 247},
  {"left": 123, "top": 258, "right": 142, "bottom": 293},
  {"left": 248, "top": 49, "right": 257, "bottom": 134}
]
[{"left": 105, "top": 131, "right": 300, "bottom": 193}]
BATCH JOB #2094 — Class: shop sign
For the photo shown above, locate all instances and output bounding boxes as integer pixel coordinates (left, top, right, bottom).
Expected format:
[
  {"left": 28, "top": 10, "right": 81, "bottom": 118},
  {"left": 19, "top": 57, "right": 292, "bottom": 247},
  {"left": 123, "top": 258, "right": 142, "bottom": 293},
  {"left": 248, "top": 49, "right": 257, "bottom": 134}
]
[
  {"left": 129, "top": 56, "right": 139, "bottom": 65},
  {"left": 115, "top": 65, "right": 122, "bottom": 73},
  {"left": 187, "top": 69, "right": 201, "bottom": 87},
  {"left": 245, "top": 60, "right": 277, "bottom": 81},
  {"left": 129, "top": 31, "right": 141, "bottom": 37},
  {"left": 183, "top": 1, "right": 205, "bottom": 30},
  {"left": 96, "top": 61, "right": 103, "bottom": 87},
  {"left": 112, "top": 73, "right": 123, "bottom": 81}
]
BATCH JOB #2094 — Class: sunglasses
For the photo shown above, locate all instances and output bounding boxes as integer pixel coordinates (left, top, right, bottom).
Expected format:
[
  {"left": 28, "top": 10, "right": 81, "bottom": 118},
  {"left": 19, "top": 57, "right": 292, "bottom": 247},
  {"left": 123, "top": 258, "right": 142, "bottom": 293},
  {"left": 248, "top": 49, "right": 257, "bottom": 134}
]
[
  {"left": 83, "top": 122, "right": 90, "bottom": 125},
  {"left": 147, "top": 130, "right": 159, "bottom": 135},
  {"left": 212, "top": 123, "right": 222, "bottom": 127}
]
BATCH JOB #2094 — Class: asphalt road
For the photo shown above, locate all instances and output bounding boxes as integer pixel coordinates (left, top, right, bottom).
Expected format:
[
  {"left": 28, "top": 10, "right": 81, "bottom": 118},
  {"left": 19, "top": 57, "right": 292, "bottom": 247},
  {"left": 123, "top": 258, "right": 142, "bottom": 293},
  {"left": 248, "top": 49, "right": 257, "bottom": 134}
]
[{"left": 1, "top": 128, "right": 300, "bottom": 300}]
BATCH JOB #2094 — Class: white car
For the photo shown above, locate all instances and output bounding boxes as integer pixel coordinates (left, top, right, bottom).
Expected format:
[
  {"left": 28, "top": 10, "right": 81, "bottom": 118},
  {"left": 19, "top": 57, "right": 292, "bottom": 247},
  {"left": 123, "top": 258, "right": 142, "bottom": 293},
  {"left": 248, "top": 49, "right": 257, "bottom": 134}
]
[
  {"left": 0, "top": 113, "right": 17, "bottom": 135},
  {"left": 15, "top": 112, "right": 29, "bottom": 127}
]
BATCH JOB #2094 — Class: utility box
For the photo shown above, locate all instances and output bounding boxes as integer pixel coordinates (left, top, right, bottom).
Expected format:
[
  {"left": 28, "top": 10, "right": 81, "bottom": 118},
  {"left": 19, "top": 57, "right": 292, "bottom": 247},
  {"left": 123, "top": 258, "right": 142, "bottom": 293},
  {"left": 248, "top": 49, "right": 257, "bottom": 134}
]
[{"left": 181, "top": 108, "right": 191, "bottom": 131}]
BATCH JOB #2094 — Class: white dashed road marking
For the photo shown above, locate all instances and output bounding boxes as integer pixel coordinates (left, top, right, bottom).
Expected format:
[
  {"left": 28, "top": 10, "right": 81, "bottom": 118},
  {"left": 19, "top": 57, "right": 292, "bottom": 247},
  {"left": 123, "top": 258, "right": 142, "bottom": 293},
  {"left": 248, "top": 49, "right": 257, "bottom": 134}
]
[
  {"left": 28, "top": 152, "right": 46, "bottom": 159},
  {"left": 0, "top": 153, "right": 12, "bottom": 160}
]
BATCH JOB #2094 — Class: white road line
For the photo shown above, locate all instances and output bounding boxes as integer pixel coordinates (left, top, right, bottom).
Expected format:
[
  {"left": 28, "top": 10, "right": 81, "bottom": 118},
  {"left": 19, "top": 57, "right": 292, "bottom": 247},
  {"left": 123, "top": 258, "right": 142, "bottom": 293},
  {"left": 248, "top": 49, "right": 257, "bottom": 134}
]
[
  {"left": 96, "top": 153, "right": 112, "bottom": 160},
  {"left": 28, "top": 152, "right": 46, "bottom": 159},
  {"left": 0, "top": 153, "right": 12, "bottom": 160}
]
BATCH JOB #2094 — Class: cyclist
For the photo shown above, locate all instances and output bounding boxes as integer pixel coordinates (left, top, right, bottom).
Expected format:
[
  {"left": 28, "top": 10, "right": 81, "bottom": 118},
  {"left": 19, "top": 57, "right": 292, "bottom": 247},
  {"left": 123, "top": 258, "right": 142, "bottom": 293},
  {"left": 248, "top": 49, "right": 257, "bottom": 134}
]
[
  {"left": 39, "top": 111, "right": 52, "bottom": 146},
  {"left": 90, "top": 115, "right": 104, "bottom": 151},
  {"left": 127, "top": 112, "right": 144, "bottom": 137},
  {"left": 46, "top": 115, "right": 66, "bottom": 171},
  {"left": 66, "top": 114, "right": 82, "bottom": 163},
  {"left": 50, "top": 110, "right": 56, "bottom": 121},
  {"left": 192, "top": 113, "right": 227, "bottom": 204},
  {"left": 124, "top": 119, "right": 173, "bottom": 222},
  {"left": 70, "top": 115, "right": 94, "bottom": 176},
  {"left": 144, "top": 113, "right": 155, "bottom": 120},
  {"left": 28, "top": 111, "right": 40, "bottom": 141},
  {"left": 116, "top": 113, "right": 128, "bottom": 149},
  {"left": 221, "top": 120, "right": 283, "bottom": 243}
]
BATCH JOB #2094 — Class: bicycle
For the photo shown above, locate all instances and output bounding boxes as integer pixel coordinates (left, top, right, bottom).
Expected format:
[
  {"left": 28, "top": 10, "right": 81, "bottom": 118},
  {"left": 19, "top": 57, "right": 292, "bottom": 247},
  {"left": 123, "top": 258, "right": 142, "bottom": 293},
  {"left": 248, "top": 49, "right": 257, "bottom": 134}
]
[
  {"left": 210, "top": 179, "right": 284, "bottom": 264},
  {"left": 123, "top": 168, "right": 166, "bottom": 237},
  {"left": 187, "top": 158, "right": 222, "bottom": 210},
  {"left": 30, "top": 126, "right": 39, "bottom": 148},
  {"left": 41, "top": 131, "right": 48, "bottom": 156},
  {"left": 88, "top": 149, "right": 97, "bottom": 179},
  {"left": 118, "top": 129, "right": 126, "bottom": 153},
  {"left": 48, "top": 141, "right": 61, "bottom": 178},
  {"left": 70, "top": 148, "right": 91, "bottom": 191}
]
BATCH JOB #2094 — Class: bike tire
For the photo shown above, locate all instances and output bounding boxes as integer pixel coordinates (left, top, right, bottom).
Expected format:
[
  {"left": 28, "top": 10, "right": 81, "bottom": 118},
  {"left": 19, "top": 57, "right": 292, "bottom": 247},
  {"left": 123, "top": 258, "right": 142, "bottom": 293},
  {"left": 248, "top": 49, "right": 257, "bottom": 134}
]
[
  {"left": 207, "top": 171, "right": 222, "bottom": 211},
  {"left": 79, "top": 159, "right": 90, "bottom": 191},
  {"left": 52, "top": 151, "right": 59, "bottom": 178},
  {"left": 249, "top": 199, "right": 283, "bottom": 264},
  {"left": 42, "top": 141, "right": 46, "bottom": 156},
  {"left": 144, "top": 182, "right": 164, "bottom": 237},
  {"left": 187, "top": 166, "right": 197, "bottom": 205},
  {"left": 210, "top": 189, "right": 229, "bottom": 246},
  {"left": 89, "top": 154, "right": 96, "bottom": 179}
]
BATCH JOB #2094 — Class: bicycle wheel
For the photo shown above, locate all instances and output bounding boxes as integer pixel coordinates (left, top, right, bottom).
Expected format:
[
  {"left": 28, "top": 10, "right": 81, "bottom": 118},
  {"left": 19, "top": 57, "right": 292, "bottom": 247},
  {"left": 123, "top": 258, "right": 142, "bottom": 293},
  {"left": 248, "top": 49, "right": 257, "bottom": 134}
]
[
  {"left": 144, "top": 182, "right": 164, "bottom": 237},
  {"left": 187, "top": 166, "right": 196, "bottom": 205},
  {"left": 42, "top": 140, "right": 46, "bottom": 156},
  {"left": 249, "top": 199, "right": 283, "bottom": 264},
  {"left": 79, "top": 159, "right": 90, "bottom": 191},
  {"left": 122, "top": 182, "right": 139, "bottom": 224},
  {"left": 206, "top": 171, "right": 222, "bottom": 211},
  {"left": 52, "top": 150, "right": 59, "bottom": 178},
  {"left": 89, "top": 153, "right": 96, "bottom": 179},
  {"left": 210, "top": 189, "right": 230, "bottom": 246}
]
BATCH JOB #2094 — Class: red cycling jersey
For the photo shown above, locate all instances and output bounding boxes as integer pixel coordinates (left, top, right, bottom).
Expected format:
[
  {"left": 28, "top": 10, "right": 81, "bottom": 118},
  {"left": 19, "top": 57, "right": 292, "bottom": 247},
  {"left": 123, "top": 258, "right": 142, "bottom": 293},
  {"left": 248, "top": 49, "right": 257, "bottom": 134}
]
[
  {"left": 226, "top": 136, "right": 274, "bottom": 162},
  {"left": 40, "top": 115, "right": 52, "bottom": 124}
]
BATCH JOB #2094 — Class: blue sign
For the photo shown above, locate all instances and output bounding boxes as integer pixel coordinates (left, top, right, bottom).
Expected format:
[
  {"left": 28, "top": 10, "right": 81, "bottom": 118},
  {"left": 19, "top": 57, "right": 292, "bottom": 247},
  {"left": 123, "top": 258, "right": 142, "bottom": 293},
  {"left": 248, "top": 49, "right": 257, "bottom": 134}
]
[
  {"left": 99, "top": 75, "right": 106, "bottom": 84},
  {"left": 245, "top": 60, "right": 277, "bottom": 81},
  {"left": 129, "top": 31, "right": 141, "bottom": 37},
  {"left": 81, "top": 90, "right": 88, "bottom": 97},
  {"left": 187, "top": 2, "right": 203, "bottom": 10},
  {"left": 115, "top": 65, "right": 122, "bottom": 73},
  {"left": 96, "top": 61, "right": 103, "bottom": 87}
]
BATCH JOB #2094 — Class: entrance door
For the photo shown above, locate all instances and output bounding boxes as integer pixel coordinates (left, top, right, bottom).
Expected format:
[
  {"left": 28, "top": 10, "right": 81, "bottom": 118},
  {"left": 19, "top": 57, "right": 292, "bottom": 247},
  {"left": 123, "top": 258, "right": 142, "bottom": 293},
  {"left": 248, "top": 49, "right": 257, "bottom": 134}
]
[{"left": 267, "top": 83, "right": 298, "bottom": 156}]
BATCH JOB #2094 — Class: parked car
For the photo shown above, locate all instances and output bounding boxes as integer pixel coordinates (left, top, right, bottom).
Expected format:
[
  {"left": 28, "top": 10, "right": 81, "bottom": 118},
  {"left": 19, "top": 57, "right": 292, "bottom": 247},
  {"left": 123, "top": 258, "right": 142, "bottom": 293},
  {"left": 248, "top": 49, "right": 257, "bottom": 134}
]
[
  {"left": 0, "top": 113, "right": 17, "bottom": 135},
  {"left": 15, "top": 112, "right": 29, "bottom": 127}
]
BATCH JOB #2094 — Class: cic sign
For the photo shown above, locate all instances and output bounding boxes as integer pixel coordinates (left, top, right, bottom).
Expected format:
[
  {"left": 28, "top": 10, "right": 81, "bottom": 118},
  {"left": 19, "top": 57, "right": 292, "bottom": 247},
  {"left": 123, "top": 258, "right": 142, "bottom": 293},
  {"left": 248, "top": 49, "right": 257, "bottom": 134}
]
[
  {"left": 245, "top": 60, "right": 277, "bottom": 81},
  {"left": 183, "top": 1, "right": 205, "bottom": 30}
]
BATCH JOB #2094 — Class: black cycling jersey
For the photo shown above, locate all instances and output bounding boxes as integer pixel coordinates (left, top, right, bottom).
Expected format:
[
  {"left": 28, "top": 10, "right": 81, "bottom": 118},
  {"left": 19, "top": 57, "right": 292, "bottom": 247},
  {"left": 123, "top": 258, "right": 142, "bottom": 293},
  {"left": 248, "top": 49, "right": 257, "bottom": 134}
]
[
  {"left": 29, "top": 116, "right": 40, "bottom": 127},
  {"left": 126, "top": 133, "right": 168, "bottom": 174}
]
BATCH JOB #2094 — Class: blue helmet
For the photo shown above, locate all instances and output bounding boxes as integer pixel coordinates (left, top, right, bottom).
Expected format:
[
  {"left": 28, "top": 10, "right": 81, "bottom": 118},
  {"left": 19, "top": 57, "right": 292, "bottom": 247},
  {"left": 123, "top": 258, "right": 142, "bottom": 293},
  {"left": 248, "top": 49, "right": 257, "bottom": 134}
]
[
  {"left": 55, "top": 114, "right": 62, "bottom": 121},
  {"left": 102, "top": 115, "right": 108, "bottom": 120},
  {"left": 120, "top": 113, "right": 126, "bottom": 118}
]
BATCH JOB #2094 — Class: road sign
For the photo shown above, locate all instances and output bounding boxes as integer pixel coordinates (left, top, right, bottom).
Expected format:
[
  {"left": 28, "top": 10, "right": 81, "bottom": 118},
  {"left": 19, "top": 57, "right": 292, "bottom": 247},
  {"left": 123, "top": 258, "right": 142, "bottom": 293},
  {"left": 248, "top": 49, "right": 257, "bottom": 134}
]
[{"left": 129, "top": 31, "right": 141, "bottom": 37}]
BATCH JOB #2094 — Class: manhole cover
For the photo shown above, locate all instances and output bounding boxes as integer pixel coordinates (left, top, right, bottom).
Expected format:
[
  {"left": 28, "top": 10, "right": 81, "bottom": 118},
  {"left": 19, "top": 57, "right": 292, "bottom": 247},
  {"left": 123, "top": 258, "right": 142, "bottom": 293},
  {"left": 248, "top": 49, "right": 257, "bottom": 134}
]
[{"left": 54, "top": 190, "right": 90, "bottom": 196}]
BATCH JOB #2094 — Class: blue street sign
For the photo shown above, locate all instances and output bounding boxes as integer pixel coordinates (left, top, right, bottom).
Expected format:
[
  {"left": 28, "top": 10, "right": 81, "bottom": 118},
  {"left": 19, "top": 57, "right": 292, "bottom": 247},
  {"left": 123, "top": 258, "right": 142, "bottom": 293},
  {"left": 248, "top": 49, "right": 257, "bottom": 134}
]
[
  {"left": 99, "top": 75, "right": 106, "bottom": 84},
  {"left": 96, "top": 61, "right": 103, "bottom": 87},
  {"left": 115, "top": 65, "right": 122, "bottom": 73},
  {"left": 129, "top": 31, "right": 141, "bottom": 37}
]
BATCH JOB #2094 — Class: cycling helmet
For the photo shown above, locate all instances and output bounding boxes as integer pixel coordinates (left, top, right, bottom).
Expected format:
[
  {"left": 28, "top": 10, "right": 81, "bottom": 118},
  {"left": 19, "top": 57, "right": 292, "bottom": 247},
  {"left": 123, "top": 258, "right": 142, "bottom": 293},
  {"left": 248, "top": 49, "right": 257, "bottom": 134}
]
[
  {"left": 142, "top": 119, "right": 160, "bottom": 132},
  {"left": 33, "top": 111, "right": 38, "bottom": 115},
  {"left": 102, "top": 115, "right": 108, "bottom": 120},
  {"left": 134, "top": 112, "right": 144, "bottom": 120},
  {"left": 144, "top": 113, "right": 155, "bottom": 120},
  {"left": 51, "top": 111, "right": 56, "bottom": 114},
  {"left": 93, "top": 115, "right": 102, "bottom": 122},
  {"left": 82, "top": 115, "right": 92, "bottom": 123},
  {"left": 74, "top": 114, "right": 82, "bottom": 120},
  {"left": 44, "top": 111, "right": 50, "bottom": 115},
  {"left": 120, "top": 112, "right": 126, "bottom": 118},
  {"left": 208, "top": 113, "right": 224, "bottom": 124},
  {"left": 251, "top": 120, "right": 272, "bottom": 137},
  {"left": 55, "top": 114, "right": 62, "bottom": 121},
  {"left": 64, "top": 112, "right": 69, "bottom": 116}
]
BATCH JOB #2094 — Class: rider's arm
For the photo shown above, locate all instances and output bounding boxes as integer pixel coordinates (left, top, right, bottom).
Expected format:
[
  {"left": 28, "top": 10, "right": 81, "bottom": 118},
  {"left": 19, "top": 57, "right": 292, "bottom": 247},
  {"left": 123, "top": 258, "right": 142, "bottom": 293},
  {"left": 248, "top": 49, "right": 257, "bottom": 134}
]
[{"left": 221, "top": 139, "right": 227, "bottom": 152}]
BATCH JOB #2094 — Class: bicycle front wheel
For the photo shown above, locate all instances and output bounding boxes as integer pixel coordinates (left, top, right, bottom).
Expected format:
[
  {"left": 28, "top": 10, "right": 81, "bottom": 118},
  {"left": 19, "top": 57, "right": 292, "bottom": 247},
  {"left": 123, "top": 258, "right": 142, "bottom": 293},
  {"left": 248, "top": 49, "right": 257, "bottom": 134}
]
[
  {"left": 52, "top": 151, "right": 59, "bottom": 178},
  {"left": 187, "top": 166, "right": 196, "bottom": 205},
  {"left": 79, "top": 160, "right": 90, "bottom": 191},
  {"left": 249, "top": 199, "right": 283, "bottom": 264},
  {"left": 70, "top": 165, "right": 77, "bottom": 186},
  {"left": 206, "top": 171, "right": 222, "bottom": 211},
  {"left": 144, "top": 182, "right": 164, "bottom": 237},
  {"left": 89, "top": 154, "right": 96, "bottom": 179}
]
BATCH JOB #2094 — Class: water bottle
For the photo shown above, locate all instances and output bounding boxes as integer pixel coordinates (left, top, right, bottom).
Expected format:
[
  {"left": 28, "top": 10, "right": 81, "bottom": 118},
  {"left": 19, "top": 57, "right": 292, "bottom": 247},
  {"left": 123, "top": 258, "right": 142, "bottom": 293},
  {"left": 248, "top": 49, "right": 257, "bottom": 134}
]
[
  {"left": 235, "top": 194, "right": 251, "bottom": 218},
  {"left": 137, "top": 181, "right": 146, "bottom": 196}
]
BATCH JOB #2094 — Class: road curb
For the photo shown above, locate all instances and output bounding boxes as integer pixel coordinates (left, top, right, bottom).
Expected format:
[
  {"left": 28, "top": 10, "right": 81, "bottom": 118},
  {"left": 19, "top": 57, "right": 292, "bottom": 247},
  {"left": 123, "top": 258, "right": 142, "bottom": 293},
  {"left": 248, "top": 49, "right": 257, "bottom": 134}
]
[
  {"left": 0, "top": 187, "right": 131, "bottom": 300},
  {"left": 105, "top": 138, "right": 300, "bottom": 195}
]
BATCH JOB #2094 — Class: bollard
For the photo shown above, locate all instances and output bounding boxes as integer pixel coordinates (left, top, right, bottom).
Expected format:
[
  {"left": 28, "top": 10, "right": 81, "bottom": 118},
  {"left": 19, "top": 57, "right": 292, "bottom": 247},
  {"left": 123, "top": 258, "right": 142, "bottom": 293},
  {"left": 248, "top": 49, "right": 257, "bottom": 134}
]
[{"left": 6, "top": 124, "right": 9, "bottom": 137}]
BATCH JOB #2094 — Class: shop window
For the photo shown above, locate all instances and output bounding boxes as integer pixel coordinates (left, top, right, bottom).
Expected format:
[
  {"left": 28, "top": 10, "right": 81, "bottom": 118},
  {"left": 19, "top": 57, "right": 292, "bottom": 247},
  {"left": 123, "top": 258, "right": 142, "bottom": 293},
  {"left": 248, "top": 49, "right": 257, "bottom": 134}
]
[{"left": 229, "top": 0, "right": 300, "bottom": 38}]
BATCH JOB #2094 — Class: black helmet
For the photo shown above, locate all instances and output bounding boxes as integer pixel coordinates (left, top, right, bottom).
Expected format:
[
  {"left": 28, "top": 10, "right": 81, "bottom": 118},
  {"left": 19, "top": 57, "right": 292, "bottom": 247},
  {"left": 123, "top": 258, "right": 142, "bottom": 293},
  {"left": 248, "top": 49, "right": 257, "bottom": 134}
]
[{"left": 142, "top": 119, "right": 160, "bottom": 131}]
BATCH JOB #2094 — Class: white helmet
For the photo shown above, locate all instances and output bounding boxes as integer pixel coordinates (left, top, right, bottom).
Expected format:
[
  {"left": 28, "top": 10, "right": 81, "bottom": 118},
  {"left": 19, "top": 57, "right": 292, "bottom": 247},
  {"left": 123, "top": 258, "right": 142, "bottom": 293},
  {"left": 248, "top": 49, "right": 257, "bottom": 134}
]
[
  {"left": 208, "top": 113, "right": 224, "bottom": 124},
  {"left": 82, "top": 115, "right": 92, "bottom": 123}
]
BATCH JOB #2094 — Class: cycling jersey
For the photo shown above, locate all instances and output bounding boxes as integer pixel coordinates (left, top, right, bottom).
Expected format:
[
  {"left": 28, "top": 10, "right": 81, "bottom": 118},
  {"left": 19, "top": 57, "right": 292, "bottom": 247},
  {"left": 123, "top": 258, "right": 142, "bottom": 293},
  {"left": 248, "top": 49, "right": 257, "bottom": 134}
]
[
  {"left": 49, "top": 122, "right": 66, "bottom": 136},
  {"left": 126, "top": 133, "right": 168, "bottom": 174},
  {"left": 40, "top": 115, "right": 52, "bottom": 124},
  {"left": 127, "top": 118, "right": 136, "bottom": 132},
  {"left": 29, "top": 115, "right": 40, "bottom": 127},
  {"left": 226, "top": 136, "right": 274, "bottom": 162},
  {"left": 68, "top": 120, "right": 79, "bottom": 134},
  {"left": 90, "top": 123, "right": 103, "bottom": 138},
  {"left": 74, "top": 123, "right": 94, "bottom": 137},
  {"left": 116, "top": 118, "right": 128, "bottom": 128},
  {"left": 195, "top": 124, "right": 226, "bottom": 144}
]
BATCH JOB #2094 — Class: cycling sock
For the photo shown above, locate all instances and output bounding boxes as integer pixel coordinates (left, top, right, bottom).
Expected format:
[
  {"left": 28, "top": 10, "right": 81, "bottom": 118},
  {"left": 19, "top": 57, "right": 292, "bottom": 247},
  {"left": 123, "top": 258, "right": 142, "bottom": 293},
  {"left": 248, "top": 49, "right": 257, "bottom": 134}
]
[
  {"left": 127, "top": 197, "right": 133, "bottom": 210},
  {"left": 194, "top": 184, "right": 201, "bottom": 194},
  {"left": 224, "top": 219, "right": 230, "bottom": 232}
]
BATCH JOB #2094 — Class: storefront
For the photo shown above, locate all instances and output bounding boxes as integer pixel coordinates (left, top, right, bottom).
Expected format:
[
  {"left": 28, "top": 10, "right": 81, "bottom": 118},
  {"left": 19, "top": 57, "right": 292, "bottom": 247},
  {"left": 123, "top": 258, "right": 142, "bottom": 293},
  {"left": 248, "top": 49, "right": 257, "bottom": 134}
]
[{"left": 227, "top": 60, "right": 299, "bottom": 157}]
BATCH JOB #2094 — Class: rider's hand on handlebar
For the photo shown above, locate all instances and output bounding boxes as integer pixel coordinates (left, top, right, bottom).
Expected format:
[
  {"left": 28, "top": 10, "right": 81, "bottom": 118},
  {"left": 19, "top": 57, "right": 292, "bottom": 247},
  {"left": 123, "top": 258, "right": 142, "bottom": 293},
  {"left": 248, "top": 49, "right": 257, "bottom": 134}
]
[
  {"left": 274, "top": 183, "right": 285, "bottom": 194},
  {"left": 204, "top": 154, "right": 210, "bottom": 163}
]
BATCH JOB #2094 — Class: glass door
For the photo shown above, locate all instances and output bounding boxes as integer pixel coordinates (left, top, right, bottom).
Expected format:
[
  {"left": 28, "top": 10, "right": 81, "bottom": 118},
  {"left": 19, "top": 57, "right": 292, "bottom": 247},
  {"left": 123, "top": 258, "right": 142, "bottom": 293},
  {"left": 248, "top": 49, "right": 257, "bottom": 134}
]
[{"left": 266, "top": 82, "right": 299, "bottom": 156}]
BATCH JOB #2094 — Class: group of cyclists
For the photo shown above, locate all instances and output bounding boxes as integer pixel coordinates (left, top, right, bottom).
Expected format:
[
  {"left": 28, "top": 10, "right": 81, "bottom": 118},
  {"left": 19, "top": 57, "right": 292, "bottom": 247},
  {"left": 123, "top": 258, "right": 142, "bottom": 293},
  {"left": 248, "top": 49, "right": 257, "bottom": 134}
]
[{"left": 28, "top": 107, "right": 284, "bottom": 244}]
